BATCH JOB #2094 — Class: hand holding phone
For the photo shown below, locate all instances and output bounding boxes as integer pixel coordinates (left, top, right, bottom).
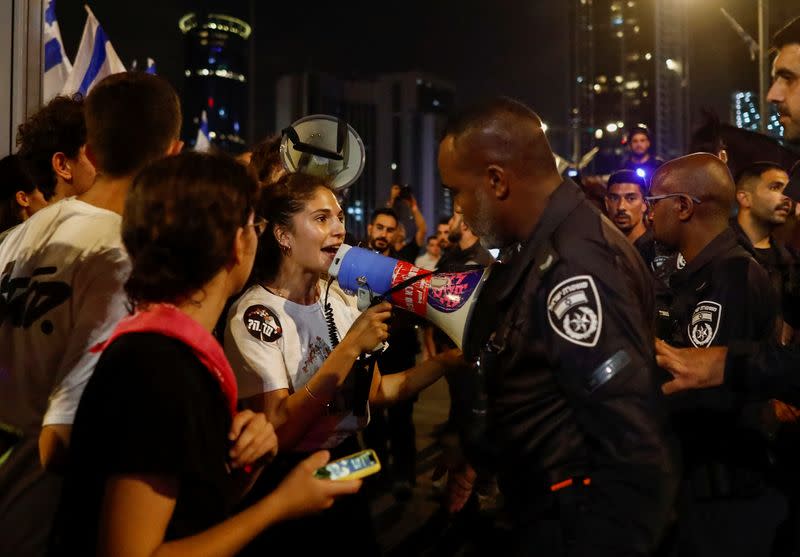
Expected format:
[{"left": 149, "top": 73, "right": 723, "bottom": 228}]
[
  {"left": 268, "top": 450, "right": 362, "bottom": 521},
  {"left": 314, "top": 448, "right": 381, "bottom": 481}
]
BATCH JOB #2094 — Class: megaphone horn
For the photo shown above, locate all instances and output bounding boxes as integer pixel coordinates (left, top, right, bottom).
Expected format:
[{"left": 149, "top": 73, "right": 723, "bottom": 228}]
[
  {"left": 328, "top": 245, "right": 490, "bottom": 350},
  {"left": 279, "top": 114, "right": 365, "bottom": 191}
]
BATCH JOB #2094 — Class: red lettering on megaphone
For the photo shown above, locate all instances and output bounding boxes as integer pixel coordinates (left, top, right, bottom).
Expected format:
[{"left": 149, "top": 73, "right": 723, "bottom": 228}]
[{"left": 389, "top": 261, "right": 429, "bottom": 316}]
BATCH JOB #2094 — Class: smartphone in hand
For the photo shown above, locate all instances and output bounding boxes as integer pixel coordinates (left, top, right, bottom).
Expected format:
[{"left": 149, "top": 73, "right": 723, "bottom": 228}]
[{"left": 314, "top": 449, "right": 381, "bottom": 481}]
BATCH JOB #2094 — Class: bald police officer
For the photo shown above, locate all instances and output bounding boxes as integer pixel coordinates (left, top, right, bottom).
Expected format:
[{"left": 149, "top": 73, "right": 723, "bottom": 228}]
[{"left": 649, "top": 154, "right": 784, "bottom": 557}]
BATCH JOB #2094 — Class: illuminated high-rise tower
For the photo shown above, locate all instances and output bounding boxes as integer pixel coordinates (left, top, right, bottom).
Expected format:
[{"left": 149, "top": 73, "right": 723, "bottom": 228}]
[
  {"left": 179, "top": 9, "right": 251, "bottom": 153},
  {"left": 570, "top": 0, "right": 689, "bottom": 172}
]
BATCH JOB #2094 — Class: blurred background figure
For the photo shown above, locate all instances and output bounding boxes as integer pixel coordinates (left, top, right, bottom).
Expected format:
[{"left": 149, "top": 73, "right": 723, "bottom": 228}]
[
  {"left": 415, "top": 234, "right": 441, "bottom": 270},
  {"left": 387, "top": 183, "right": 427, "bottom": 262},
  {"left": 620, "top": 124, "right": 664, "bottom": 180},
  {"left": 0, "top": 154, "right": 49, "bottom": 234}
]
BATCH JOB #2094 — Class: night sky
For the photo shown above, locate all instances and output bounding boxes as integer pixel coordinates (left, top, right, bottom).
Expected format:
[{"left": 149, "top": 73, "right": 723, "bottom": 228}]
[{"left": 55, "top": 0, "right": 798, "bottom": 153}]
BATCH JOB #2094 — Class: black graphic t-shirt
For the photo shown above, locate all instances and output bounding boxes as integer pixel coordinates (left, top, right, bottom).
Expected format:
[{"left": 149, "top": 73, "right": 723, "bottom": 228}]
[{"left": 49, "top": 333, "right": 234, "bottom": 556}]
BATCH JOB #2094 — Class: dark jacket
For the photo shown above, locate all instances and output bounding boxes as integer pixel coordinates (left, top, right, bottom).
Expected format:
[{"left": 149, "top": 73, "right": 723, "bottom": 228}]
[
  {"left": 436, "top": 239, "right": 494, "bottom": 272},
  {"left": 659, "top": 228, "right": 778, "bottom": 498},
  {"left": 729, "top": 217, "right": 800, "bottom": 330},
  {"left": 467, "top": 180, "right": 678, "bottom": 555},
  {"left": 620, "top": 154, "right": 664, "bottom": 180}
]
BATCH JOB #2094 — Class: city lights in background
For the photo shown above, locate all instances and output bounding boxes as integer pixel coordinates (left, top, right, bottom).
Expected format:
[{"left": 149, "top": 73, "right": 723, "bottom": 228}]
[
  {"left": 732, "top": 91, "right": 783, "bottom": 137},
  {"left": 665, "top": 58, "right": 681, "bottom": 73}
]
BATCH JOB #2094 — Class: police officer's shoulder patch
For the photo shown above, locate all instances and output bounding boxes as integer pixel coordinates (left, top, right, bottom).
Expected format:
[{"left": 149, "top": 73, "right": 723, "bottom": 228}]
[
  {"left": 243, "top": 304, "right": 282, "bottom": 342},
  {"left": 687, "top": 300, "right": 721, "bottom": 348},
  {"left": 546, "top": 275, "right": 603, "bottom": 347}
]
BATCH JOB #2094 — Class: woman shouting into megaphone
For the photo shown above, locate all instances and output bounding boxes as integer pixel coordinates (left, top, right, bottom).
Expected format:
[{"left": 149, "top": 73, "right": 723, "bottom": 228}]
[{"left": 223, "top": 172, "right": 463, "bottom": 557}]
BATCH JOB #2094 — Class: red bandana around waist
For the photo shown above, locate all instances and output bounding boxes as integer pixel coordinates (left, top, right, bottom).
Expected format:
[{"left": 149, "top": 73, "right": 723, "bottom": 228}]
[{"left": 92, "top": 304, "right": 238, "bottom": 417}]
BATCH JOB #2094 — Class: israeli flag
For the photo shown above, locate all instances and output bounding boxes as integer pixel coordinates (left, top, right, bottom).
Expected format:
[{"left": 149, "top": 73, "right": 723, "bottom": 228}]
[
  {"left": 195, "top": 110, "right": 211, "bottom": 152},
  {"left": 61, "top": 6, "right": 126, "bottom": 97},
  {"left": 43, "top": 0, "right": 72, "bottom": 102}
]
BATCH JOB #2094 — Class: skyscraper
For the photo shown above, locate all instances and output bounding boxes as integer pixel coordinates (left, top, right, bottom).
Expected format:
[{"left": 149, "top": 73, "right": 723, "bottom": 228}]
[
  {"left": 570, "top": 0, "right": 689, "bottom": 173},
  {"left": 179, "top": 10, "right": 250, "bottom": 153},
  {"left": 654, "top": 0, "right": 690, "bottom": 161}
]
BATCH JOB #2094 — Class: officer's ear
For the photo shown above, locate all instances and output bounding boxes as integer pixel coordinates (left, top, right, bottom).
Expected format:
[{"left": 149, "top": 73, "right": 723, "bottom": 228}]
[
  {"left": 677, "top": 195, "right": 695, "bottom": 222},
  {"left": 487, "top": 165, "right": 509, "bottom": 200},
  {"left": 736, "top": 190, "right": 751, "bottom": 209}
]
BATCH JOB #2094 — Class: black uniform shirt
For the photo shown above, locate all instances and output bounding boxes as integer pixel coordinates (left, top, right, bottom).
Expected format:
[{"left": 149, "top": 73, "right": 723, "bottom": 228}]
[
  {"left": 660, "top": 228, "right": 777, "bottom": 486},
  {"left": 469, "top": 180, "right": 677, "bottom": 552},
  {"left": 633, "top": 228, "right": 682, "bottom": 313},
  {"left": 663, "top": 228, "right": 775, "bottom": 351}
]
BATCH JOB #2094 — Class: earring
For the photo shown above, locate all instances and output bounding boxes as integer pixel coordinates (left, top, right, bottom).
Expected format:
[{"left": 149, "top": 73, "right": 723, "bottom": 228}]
[{"left": 280, "top": 244, "right": 291, "bottom": 256}]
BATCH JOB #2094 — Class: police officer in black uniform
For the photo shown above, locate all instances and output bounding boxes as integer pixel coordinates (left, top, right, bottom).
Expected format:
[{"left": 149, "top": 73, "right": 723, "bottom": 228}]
[
  {"left": 648, "top": 153, "right": 785, "bottom": 556},
  {"left": 437, "top": 97, "right": 678, "bottom": 556},
  {"left": 657, "top": 17, "right": 800, "bottom": 406}
]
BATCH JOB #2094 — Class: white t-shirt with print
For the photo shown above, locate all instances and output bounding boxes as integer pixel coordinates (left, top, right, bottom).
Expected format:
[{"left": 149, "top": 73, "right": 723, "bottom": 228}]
[
  {"left": 0, "top": 198, "right": 130, "bottom": 556},
  {"left": 0, "top": 198, "right": 130, "bottom": 434},
  {"left": 225, "top": 282, "right": 367, "bottom": 451}
]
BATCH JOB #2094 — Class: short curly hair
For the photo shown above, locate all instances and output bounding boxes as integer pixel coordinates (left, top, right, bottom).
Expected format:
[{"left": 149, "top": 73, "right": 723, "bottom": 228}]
[
  {"left": 16, "top": 95, "right": 86, "bottom": 198},
  {"left": 122, "top": 152, "right": 259, "bottom": 306}
]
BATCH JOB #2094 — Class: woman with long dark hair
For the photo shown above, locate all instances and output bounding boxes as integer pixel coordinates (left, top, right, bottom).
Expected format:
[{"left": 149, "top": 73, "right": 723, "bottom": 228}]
[
  {"left": 224, "top": 172, "right": 461, "bottom": 555},
  {"left": 50, "top": 153, "right": 361, "bottom": 557}
]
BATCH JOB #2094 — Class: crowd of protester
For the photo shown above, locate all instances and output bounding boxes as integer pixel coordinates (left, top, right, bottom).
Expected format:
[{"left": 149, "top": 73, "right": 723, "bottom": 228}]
[{"left": 1, "top": 13, "right": 800, "bottom": 557}]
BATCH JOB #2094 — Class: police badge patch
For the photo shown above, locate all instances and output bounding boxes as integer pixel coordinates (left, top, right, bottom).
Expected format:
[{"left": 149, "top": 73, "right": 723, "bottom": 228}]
[
  {"left": 546, "top": 275, "right": 603, "bottom": 347},
  {"left": 243, "top": 305, "right": 282, "bottom": 342},
  {"left": 688, "top": 301, "right": 721, "bottom": 348}
]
